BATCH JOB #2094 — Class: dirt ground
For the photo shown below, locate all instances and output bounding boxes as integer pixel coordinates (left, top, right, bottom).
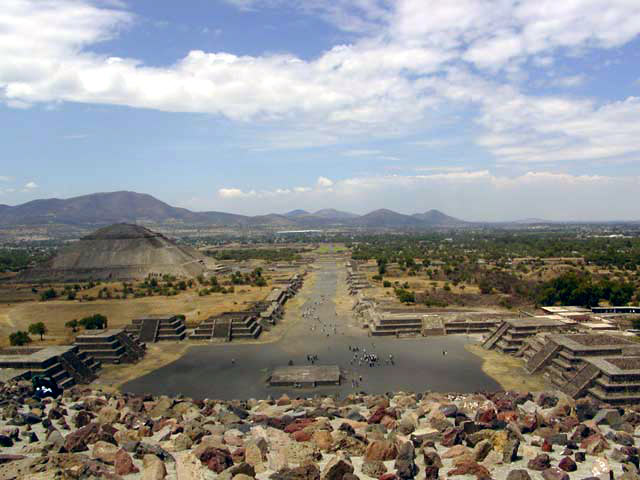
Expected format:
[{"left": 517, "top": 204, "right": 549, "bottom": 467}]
[{"left": 465, "top": 344, "right": 552, "bottom": 392}]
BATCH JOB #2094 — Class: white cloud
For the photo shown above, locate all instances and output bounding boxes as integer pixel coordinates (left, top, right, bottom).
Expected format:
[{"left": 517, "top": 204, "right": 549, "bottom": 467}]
[
  {"left": 0, "top": 176, "right": 10, "bottom": 182},
  {"left": 316, "top": 176, "right": 334, "bottom": 187},
  {"left": 218, "top": 187, "right": 255, "bottom": 198},
  {"left": 1, "top": 0, "right": 640, "bottom": 168},
  {"left": 23, "top": 181, "right": 38, "bottom": 189},
  {"left": 548, "top": 75, "right": 586, "bottom": 87}
]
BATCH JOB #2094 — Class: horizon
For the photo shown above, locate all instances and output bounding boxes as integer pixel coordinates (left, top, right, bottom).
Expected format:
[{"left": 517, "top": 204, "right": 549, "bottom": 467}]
[
  {"left": 1, "top": 189, "right": 639, "bottom": 223},
  {"left": 1, "top": 1, "right": 640, "bottom": 221}
]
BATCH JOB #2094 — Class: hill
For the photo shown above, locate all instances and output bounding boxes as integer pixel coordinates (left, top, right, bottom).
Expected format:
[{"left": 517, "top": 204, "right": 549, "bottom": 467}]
[
  {"left": 352, "top": 209, "right": 424, "bottom": 227},
  {"left": 0, "top": 191, "right": 467, "bottom": 229},
  {"left": 412, "top": 209, "right": 466, "bottom": 226}
]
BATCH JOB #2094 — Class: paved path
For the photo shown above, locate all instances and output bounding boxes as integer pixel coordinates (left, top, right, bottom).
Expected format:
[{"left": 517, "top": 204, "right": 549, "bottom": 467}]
[{"left": 122, "top": 261, "right": 500, "bottom": 399}]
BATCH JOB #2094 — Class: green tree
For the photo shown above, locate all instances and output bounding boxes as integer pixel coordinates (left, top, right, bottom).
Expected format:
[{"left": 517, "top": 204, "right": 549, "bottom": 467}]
[
  {"left": 28, "top": 322, "right": 47, "bottom": 340},
  {"left": 79, "top": 314, "right": 107, "bottom": 330}
]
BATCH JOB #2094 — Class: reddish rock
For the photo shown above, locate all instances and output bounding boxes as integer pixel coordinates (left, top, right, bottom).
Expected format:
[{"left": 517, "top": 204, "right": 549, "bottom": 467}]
[
  {"left": 365, "top": 440, "right": 398, "bottom": 461},
  {"left": 581, "top": 433, "right": 609, "bottom": 455},
  {"left": 542, "top": 440, "right": 552, "bottom": 452},
  {"left": 528, "top": 454, "right": 551, "bottom": 471},
  {"left": 379, "top": 474, "right": 398, "bottom": 480},
  {"left": 447, "top": 458, "right": 491, "bottom": 479},
  {"left": 285, "top": 418, "right": 314, "bottom": 434},
  {"left": 475, "top": 406, "right": 497, "bottom": 424},
  {"left": 498, "top": 411, "right": 518, "bottom": 423},
  {"left": 293, "top": 430, "right": 312, "bottom": 442},
  {"left": 368, "top": 407, "right": 387, "bottom": 424},
  {"left": 197, "top": 447, "right": 234, "bottom": 473},
  {"left": 558, "top": 456, "right": 577, "bottom": 472},
  {"left": 441, "top": 427, "right": 463, "bottom": 447},
  {"left": 115, "top": 448, "right": 139, "bottom": 476}
]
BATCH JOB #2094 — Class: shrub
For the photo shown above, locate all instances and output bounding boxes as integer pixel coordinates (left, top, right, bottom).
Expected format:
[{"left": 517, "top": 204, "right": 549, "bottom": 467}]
[
  {"left": 383, "top": 280, "right": 392, "bottom": 288},
  {"left": 40, "top": 288, "right": 57, "bottom": 301},
  {"left": 28, "top": 322, "right": 47, "bottom": 340},
  {"left": 9, "top": 331, "right": 31, "bottom": 346},
  {"left": 79, "top": 314, "right": 107, "bottom": 330}
]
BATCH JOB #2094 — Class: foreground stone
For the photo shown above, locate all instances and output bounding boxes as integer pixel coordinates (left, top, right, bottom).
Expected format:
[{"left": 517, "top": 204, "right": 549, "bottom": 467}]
[{"left": 0, "top": 381, "right": 637, "bottom": 480}]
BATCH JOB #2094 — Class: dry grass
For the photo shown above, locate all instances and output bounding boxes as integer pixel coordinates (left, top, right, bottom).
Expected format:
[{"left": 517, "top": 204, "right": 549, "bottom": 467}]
[
  {"left": 0, "top": 286, "right": 269, "bottom": 347},
  {"left": 466, "top": 344, "right": 551, "bottom": 392}
]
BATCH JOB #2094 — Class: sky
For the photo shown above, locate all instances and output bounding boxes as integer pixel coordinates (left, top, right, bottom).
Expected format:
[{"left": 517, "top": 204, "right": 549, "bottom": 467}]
[{"left": 1, "top": 0, "right": 640, "bottom": 221}]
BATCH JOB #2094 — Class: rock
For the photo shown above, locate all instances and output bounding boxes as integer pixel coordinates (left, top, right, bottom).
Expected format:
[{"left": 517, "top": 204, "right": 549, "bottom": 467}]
[
  {"left": 364, "top": 440, "right": 397, "bottom": 461},
  {"left": 394, "top": 459, "right": 417, "bottom": 480},
  {"left": 541, "top": 467, "right": 569, "bottom": 480},
  {"left": 593, "top": 409, "right": 622, "bottom": 427},
  {"left": 527, "top": 454, "right": 551, "bottom": 471},
  {"left": 506, "top": 470, "right": 531, "bottom": 480},
  {"left": 361, "top": 460, "right": 387, "bottom": 478},
  {"left": 149, "top": 397, "right": 173, "bottom": 418},
  {"left": 115, "top": 448, "right": 140, "bottom": 476},
  {"left": 321, "top": 456, "right": 354, "bottom": 480},
  {"left": 502, "top": 436, "right": 519, "bottom": 463},
  {"left": 97, "top": 406, "right": 119, "bottom": 425},
  {"left": 423, "top": 466, "right": 439, "bottom": 480},
  {"left": 197, "top": 447, "right": 234, "bottom": 473},
  {"left": 473, "top": 440, "right": 492, "bottom": 462},
  {"left": 0, "top": 435, "right": 13, "bottom": 447},
  {"left": 558, "top": 456, "right": 577, "bottom": 472},
  {"left": 142, "top": 454, "right": 167, "bottom": 480},
  {"left": 423, "top": 449, "right": 442, "bottom": 468},
  {"left": 234, "top": 475, "right": 254, "bottom": 480},
  {"left": 447, "top": 458, "right": 491, "bottom": 479},
  {"left": 173, "top": 432, "right": 193, "bottom": 451},
  {"left": 441, "top": 427, "right": 463, "bottom": 447},
  {"left": 581, "top": 433, "right": 609, "bottom": 455},
  {"left": 311, "top": 430, "right": 333, "bottom": 451},
  {"left": 442, "top": 445, "right": 470, "bottom": 459},
  {"left": 574, "top": 451, "right": 586, "bottom": 462},
  {"left": 92, "top": 440, "right": 118, "bottom": 464},
  {"left": 271, "top": 464, "right": 320, "bottom": 480}
]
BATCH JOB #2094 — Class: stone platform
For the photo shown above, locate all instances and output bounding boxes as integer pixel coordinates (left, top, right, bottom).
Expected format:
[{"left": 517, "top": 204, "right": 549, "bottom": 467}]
[
  {"left": 0, "top": 345, "right": 99, "bottom": 388},
  {"left": 269, "top": 365, "right": 340, "bottom": 387}
]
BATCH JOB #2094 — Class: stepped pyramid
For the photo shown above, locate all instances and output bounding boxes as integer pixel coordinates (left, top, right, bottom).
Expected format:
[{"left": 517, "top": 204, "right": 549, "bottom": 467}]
[{"left": 17, "top": 223, "right": 217, "bottom": 282}]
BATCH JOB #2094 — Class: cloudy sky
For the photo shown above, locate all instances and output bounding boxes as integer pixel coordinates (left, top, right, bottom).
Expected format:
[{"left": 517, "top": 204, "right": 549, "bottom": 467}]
[{"left": 1, "top": 0, "right": 640, "bottom": 221}]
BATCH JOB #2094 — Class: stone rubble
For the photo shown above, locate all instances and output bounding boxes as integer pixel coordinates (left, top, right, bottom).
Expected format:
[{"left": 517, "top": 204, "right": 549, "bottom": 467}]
[{"left": 0, "top": 381, "right": 638, "bottom": 480}]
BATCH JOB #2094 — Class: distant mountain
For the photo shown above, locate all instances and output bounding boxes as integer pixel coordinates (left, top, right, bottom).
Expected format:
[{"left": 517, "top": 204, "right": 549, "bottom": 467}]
[
  {"left": 0, "top": 191, "right": 467, "bottom": 229},
  {"left": 284, "top": 209, "right": 310, "bottom": 217},
  {"left": 353, "top": 209, "right": 424, "bottom": 227},
  {"left": 0, "top": 191, "right": 249, "bottom": 226},
  {"left": 412, "top": 209, "right": 466, "bottom": 226},
  {"left": 312, "top": 209, "right": 359, "bottom": 220}
]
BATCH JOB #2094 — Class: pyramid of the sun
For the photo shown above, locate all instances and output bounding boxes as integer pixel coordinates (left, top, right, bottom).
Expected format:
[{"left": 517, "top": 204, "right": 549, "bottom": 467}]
[{"left": 18, "top": 223, "right": 215, "bottom": 282}]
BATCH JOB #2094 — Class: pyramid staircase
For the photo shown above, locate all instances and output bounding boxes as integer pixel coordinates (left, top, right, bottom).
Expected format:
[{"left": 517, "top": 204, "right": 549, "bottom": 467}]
[
  {"left": 481, "top": 322, "right": 509, "bottom": 350},
  {"left": 562, "top": 363, "right": 600, "bottom": 398},
  {"left": 526, "top": 340, "right": 560, "bottom": 374},
  {"left": 138, "top": 318, "right": 160, "bottom": 343}
]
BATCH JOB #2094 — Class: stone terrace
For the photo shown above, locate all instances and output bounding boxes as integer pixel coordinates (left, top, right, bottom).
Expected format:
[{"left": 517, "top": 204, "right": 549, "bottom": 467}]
[
  {"left": 0, "top": 346, "right": 99, "bottom": 389},
  {"left": 482, "top": 317, "right": 569, "bottom": 354},
  {"left": 125, "top": 315, "right": 187, "bottom": 343},
  {"left": 74, "top": 329, "right": 145, "bottom": 364}
]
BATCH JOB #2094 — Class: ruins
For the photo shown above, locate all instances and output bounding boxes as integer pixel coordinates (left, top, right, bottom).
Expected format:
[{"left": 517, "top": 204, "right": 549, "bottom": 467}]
[
  {"left": 16, "top": 223, "right": 218, "bottom": 282},
  {"left": 125, "top": 314, "right": 187, "bottom": 343},
  {"left": 269, "top": 365, "right": 341, "bottom": 387},
  {"left": 74, "top": 329, "right": 145, "bottom": 364},
  {"left": 0, "top": 346, "right": 99, "bottom": 388}
]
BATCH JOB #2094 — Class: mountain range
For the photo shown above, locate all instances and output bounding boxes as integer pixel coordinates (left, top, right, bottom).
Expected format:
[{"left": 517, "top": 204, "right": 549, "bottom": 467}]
[{"left": 0, "top": 191, "right": 467, "bottom": 229}]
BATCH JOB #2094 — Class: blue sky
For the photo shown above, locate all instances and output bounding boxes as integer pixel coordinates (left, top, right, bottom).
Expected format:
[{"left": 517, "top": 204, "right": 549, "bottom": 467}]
[{"left": 1, "top": 0, "right": 640, "bottom": 221}]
